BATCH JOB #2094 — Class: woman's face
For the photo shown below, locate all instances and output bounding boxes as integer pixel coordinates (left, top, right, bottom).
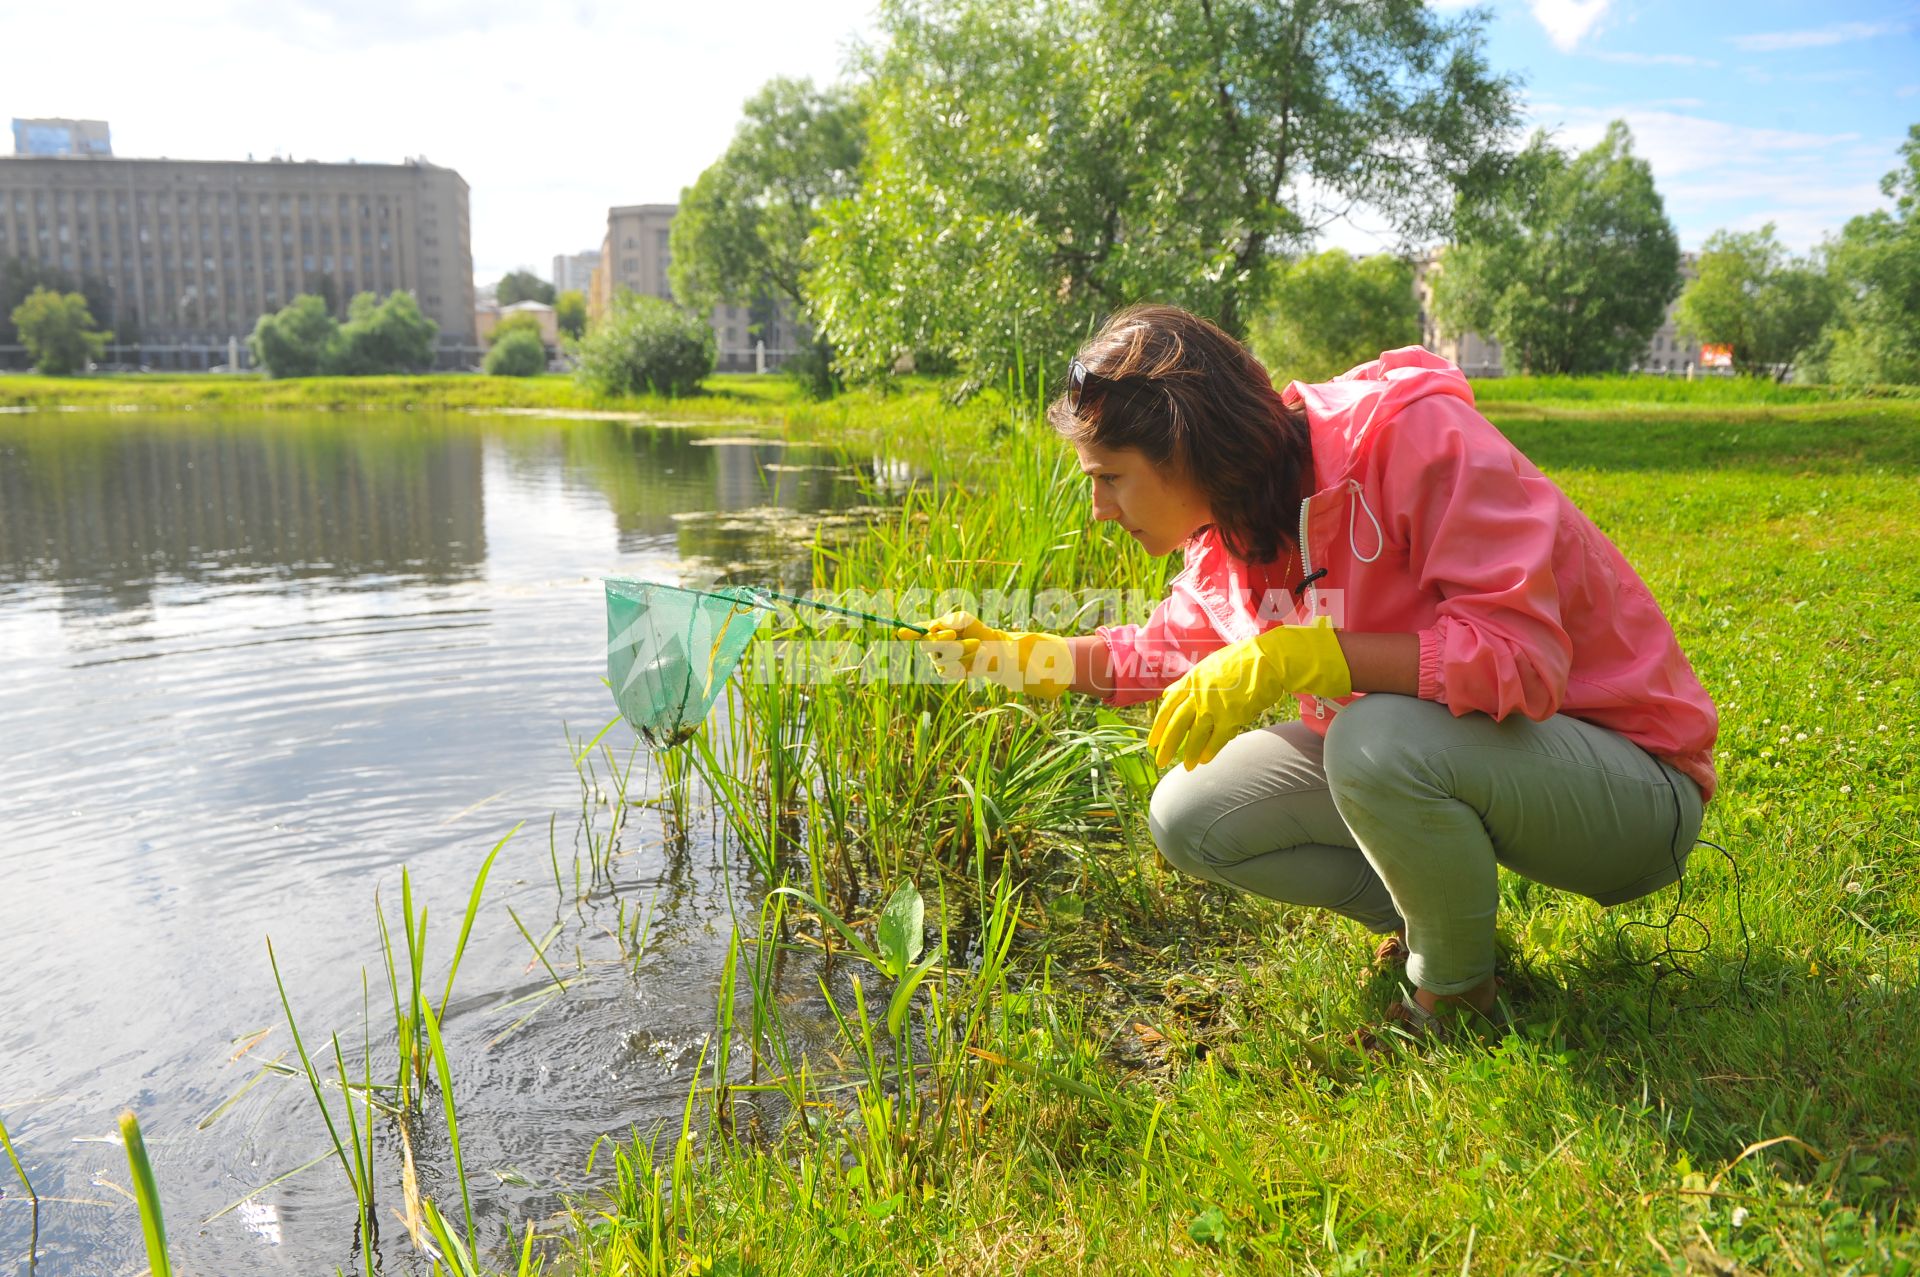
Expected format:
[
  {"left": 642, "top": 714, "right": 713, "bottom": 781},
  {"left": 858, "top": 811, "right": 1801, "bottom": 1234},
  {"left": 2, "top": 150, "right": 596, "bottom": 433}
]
[{"left": 1073, "top": 440, "right": 1214, "bottom": 557}]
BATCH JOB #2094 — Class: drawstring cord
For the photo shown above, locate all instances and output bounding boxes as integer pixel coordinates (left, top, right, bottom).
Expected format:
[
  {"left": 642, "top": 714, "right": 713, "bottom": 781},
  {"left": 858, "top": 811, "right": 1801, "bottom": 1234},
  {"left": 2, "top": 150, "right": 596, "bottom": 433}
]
[{"left": 1349, "top": 480, "right": 1384, "bottom": 564}]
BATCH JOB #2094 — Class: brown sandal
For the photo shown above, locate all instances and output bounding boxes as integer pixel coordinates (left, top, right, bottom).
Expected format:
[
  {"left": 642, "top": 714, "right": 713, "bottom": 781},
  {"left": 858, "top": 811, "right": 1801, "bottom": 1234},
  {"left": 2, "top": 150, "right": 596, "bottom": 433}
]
[{"left": 1373, "top": 931, "right": 1409, "bottom": 968}]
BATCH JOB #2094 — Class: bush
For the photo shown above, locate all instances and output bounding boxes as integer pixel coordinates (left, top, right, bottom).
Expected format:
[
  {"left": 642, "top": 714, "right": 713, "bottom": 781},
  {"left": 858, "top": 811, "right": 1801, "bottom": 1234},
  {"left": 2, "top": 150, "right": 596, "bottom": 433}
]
[
  {"left": 249, "top": 292, "right": 439, "bottom": 377},
  {"left": 574, "top": 294, "right": 716, "bottom": 397},
  {"left": 250, "top": 295, "right": 338, "bottom": 377},
  {"left": 10, "top": 286, "right": 112, "bottom": 375},
  {"left": 485, "top": 328, "right": 549, "bottom": 377},
  {"left": 331, "top": 291, "right": 438, "bottom": 374}
]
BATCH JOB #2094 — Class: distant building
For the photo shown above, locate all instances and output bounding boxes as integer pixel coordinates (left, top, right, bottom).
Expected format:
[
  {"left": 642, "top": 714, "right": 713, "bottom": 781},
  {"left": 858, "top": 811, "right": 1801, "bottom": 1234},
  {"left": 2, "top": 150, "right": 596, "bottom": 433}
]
[
  {"left": 13, "top": 118, "right": 112, "bottom": 157},
  {"left": 0, "top": 152, "right": 477, "bottom": 368},
  {"left": 588, "top": 203, "right": 797, "bottom": 372},
  {"left": 476, "top": 298, "right": 559, "bottom": 347},
  {"left": 1413, "top": 249, "right": 1708, "bottom": 377},
  {"left": 551, "top": 249, "right": 599, "bottom": 295}
]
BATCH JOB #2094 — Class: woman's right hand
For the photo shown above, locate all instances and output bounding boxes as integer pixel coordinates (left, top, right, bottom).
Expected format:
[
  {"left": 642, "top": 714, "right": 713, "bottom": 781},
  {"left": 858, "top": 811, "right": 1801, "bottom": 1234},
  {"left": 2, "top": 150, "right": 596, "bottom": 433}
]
[{"left": 898, "top": 611, "right": 1074, "bottom": 700}]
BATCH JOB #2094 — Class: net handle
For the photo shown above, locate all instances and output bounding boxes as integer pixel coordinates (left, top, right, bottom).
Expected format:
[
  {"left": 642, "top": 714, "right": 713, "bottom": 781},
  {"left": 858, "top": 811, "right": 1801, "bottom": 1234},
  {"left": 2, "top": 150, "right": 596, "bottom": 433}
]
[{"left": 736, "top": 586, "right": 929, "bottom": 635}]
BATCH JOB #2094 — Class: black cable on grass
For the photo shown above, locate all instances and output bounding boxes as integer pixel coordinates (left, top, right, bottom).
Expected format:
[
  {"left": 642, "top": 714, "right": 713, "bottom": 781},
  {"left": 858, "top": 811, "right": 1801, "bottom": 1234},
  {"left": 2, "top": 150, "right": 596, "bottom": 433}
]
[{"left": 1614, "top": 765, "right": 1752, "bottom": 1031}]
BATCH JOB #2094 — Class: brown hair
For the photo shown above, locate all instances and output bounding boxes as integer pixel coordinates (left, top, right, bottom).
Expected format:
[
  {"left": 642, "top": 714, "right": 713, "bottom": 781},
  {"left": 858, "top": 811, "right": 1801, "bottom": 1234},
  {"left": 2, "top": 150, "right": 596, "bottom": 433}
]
[{"left": 1047, "top": 303, "right": 1311, "bottom": 567}]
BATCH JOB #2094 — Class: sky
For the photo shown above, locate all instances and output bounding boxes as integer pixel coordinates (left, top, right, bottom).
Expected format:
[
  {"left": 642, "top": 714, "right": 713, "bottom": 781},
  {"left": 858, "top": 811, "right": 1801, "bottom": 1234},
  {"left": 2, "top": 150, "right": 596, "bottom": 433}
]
[{"left": 4, "top": 0, "right": 1915, "bottom": 286}]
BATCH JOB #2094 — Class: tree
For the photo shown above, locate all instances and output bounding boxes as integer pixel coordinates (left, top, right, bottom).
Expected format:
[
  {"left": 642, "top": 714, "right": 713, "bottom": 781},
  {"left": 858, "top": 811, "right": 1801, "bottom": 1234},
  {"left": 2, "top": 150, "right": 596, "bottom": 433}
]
[
  {"left": 484, "top": 328, "right": 549, "bottom": 376},
  {"left": 574, "top": 293, "right": 716, "bottom": 397},
  {"left": 497, "top": 270, "right": 556, "bottom": 306},
  {"left": 331, "top": 291, "right": 439, "bottom": 374},
  {"left": 1432, "top": 121, "right": 1680, "bottom": 375},
  {"left": 1814, "top": 124, "right": 1920, "bottom": 385},
  {"left": 2, "top": 257, "right": 114, "bottom": 352},
  {"left": 672, "top": 77, "right": 865, "bottom": 395},
  {"left": 1674, "top": 225, "right": 1834, "bottom": 380},
  {"left": 309, "top": 273, "right": 340, "bottom": 316},
  {"left": 1250, "top": 250, "right": 1422, "bottom": 382},
  {"left": 555, "top": 290, "right": 588, "bottom": 340},
  {"left": 249, "top": 294, "right": 340, "bottom": 377},
  {"left": 9, "top": 287, "right": 112, "bottom": 375},
  {"left": 809, "top": 0, "right": 1517, "bottom": 384}
]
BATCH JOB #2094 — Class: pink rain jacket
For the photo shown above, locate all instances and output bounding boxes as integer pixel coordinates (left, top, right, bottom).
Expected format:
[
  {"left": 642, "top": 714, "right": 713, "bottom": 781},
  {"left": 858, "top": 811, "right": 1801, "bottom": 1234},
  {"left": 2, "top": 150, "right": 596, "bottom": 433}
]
[{"left": 1097, "top": 347, "right": 1719, "bottom": 801}]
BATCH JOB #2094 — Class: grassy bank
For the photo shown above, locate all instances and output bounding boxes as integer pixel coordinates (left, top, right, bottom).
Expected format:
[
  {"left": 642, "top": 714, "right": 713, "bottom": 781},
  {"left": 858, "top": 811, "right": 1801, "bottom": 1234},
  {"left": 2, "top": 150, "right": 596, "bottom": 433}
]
[
  {"left": 0, "top": 370, "right": 809, "bottom": 417},
  {"left": 7, "top": 366, "right": 1916, "bottom": 417}
]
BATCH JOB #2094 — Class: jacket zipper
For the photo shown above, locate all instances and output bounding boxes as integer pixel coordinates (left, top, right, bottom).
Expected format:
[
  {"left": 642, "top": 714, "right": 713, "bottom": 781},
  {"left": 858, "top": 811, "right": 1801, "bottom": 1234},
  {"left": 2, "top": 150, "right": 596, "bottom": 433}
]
[{"left": 1297, "top": 496, "right": 1330, "bottom": 719}]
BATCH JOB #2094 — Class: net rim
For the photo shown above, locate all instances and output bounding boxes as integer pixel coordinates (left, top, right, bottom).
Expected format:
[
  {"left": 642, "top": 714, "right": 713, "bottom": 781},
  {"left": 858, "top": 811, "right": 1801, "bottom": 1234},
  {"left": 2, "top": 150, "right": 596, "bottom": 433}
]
[{"left": 602, "top": 576, "right": 778, "bottom": 614}]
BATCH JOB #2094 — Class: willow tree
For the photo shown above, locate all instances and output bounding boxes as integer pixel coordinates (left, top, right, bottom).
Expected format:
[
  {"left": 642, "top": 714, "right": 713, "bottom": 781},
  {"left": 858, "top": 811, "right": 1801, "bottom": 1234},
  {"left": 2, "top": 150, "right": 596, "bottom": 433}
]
[{"left": 809, "top": 0, "right": 1518, "bottom": 384}]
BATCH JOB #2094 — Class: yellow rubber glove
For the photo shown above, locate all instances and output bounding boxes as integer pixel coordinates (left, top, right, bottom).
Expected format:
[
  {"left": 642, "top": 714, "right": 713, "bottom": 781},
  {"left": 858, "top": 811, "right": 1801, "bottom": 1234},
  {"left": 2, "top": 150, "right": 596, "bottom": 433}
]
[
  {"left": 897, "top": 610, "right": 1075, "bottom": 700},
  {"left": 1147, "top": 617, "right": 1352, "bottom": 770}
]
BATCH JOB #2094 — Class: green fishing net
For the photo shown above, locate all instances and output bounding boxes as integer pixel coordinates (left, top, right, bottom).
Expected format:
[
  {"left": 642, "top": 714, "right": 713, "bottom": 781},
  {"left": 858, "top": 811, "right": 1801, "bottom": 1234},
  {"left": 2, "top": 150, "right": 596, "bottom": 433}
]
[{"left": 604, "top": 578, "right": 773, "bottom": 747}]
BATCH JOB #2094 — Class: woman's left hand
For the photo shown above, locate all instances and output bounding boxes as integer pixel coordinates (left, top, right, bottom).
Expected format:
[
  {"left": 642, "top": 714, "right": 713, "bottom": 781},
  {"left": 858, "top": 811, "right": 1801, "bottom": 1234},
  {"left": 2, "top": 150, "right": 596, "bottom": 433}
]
[{"left": 1148, "top": 618, "right": 1352, "bottom": 769}]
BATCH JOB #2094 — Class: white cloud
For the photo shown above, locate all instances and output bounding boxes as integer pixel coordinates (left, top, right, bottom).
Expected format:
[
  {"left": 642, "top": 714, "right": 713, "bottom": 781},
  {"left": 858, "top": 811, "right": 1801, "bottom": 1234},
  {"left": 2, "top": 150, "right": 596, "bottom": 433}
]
[
  {"left": 3, "top": 0, "right": 879, "bottom": 283},
  {"left": 1526, "top": 103, "right": 1896, "bottom": 250},
  {"left": 1731, "top": 20, "right": 1909, "bottom": 52},
  {"left": 1899, "top": 84, "right": 1920, "bottom": 98},
  {"left": 1527, "top": 0, "right": 1610, "bottom": 52},
  {"left": 1591, "top": 50, "right": 1719, "bottom": 67}
]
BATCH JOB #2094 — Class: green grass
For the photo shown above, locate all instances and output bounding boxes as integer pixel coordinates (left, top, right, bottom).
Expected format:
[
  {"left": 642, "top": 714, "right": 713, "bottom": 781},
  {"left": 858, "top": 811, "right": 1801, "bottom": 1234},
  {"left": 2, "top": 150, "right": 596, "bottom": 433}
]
[{"left": 549, "top": 392, "right": 1920, "bottom": 1275}]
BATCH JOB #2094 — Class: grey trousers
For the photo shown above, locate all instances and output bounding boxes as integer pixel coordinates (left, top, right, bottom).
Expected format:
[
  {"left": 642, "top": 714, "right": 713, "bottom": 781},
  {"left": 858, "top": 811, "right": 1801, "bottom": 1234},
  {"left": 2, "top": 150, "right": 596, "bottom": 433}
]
[{"left": 1147, "top": 694, "right": 1704, "bottom": 996}]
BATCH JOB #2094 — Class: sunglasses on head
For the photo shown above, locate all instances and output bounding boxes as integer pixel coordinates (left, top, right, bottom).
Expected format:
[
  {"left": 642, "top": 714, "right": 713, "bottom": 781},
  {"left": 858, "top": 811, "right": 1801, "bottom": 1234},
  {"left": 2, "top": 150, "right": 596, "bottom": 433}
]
[{"left": 1067, "top": 358, "right": 1150, "bottom": 413}]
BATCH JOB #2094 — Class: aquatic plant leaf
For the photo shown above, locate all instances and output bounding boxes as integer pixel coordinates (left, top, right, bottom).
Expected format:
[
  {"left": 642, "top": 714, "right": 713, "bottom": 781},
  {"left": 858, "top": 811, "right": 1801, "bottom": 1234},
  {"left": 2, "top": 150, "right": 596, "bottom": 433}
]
[{"left": 877, "top": 879, "right": 924, "bottom": 977}]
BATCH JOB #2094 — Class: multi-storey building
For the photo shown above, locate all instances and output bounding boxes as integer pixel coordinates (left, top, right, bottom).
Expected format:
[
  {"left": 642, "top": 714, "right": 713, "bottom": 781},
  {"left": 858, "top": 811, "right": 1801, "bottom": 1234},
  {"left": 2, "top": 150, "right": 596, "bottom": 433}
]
[
  {"left": 0, "top": 152, "right": 477, "bottom": 367},
  {"left": 1413, "top": 250, "right": 1709, "bottom": 377},
  {"left": 551, "top": 249, "right": 599, "bottom": 296},
  {"left": 588, "top": 203, "right": 797, "bottom": 373}
]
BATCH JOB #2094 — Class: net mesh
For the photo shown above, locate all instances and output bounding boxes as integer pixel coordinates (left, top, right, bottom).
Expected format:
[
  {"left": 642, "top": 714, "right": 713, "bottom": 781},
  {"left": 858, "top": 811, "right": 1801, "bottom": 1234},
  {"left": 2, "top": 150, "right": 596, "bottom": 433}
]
[{"left": 604, "top": 578, "right": 770, "bottom": 747}]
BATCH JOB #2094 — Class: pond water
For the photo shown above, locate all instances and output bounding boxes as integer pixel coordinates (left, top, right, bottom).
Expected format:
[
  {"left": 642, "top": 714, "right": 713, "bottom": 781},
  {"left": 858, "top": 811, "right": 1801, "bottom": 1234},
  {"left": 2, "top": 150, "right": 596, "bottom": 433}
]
[{"left": 0, "top": 410, "right": 902, "bottom": 1275}]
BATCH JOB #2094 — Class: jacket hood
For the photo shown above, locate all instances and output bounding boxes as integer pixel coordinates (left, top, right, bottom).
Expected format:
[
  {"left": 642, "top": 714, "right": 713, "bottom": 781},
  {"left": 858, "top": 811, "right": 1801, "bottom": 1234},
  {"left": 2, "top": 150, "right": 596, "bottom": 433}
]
[{"left": 1283, "top": 346, "right": 1477, "bottom": 488}]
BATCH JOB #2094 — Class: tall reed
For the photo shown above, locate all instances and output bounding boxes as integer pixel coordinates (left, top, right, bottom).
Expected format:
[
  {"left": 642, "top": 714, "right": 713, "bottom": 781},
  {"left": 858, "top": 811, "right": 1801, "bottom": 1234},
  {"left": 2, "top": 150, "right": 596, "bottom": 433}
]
[{"left": 1, "top": 1112, "right": 37, "bottom": 1266}]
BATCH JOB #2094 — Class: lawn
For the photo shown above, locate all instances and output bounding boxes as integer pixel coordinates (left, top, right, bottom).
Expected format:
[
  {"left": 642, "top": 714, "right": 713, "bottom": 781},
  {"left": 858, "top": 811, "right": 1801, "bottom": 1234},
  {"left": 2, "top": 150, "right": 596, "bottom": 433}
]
[{"left": 551, "top": 392, "right": 1919, "bottom": 1275}]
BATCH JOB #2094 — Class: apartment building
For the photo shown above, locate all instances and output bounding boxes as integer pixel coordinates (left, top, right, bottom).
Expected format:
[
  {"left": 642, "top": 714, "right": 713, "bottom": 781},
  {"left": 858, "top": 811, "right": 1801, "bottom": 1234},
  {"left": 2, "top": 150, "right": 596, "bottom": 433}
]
[
  {"left": 1413, "top": 250, "right": 1707, "bottom": 377},
  {"left": 0, "top": 152, "right": 477, "bottom": 366},
  {"left": 551, "top": 249, "right": 599, "bottom": 295},
  {"left": 589, "top": 203, "right": 797, "bottom": 372}
]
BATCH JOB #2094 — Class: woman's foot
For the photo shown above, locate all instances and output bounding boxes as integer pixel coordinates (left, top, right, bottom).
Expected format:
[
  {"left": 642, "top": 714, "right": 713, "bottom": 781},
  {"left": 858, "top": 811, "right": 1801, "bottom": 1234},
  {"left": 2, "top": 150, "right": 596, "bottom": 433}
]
[
  {"left": 1363, "top": 975, "right": 1506, "bottom": 1052},
  {"left": 1411, "top": 972, "right": 1500, "bottom": 1019}
]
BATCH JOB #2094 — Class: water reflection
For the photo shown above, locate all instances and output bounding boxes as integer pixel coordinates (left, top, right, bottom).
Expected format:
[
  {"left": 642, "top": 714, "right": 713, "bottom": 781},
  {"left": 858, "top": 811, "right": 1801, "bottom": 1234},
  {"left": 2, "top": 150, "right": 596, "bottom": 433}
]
[
  {"left": 0, "top": 422, "right": 489, "bottom": 610},
  {"left": 0, "top": 410, "right": 897, "bottom": 1276}
]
